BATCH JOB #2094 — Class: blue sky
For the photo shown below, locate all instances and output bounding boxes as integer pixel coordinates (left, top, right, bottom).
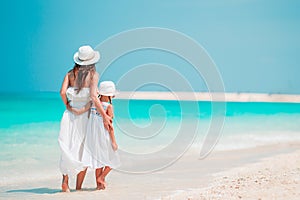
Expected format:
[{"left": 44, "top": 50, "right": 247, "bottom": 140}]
[{"left": 1, "top": 0, "right": 300, "bottom": 94}]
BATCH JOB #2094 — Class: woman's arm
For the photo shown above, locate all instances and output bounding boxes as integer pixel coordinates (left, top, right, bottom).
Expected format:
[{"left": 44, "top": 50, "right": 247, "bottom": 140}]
[
  {"left": 60, "top": 73, "right": 70, "bottom": 108},
  {"left": 90, "top": 72, "right": 112, "bottom": 130},
  {"left": 107, "top": 104, "right": 118, "bottom": 151}
]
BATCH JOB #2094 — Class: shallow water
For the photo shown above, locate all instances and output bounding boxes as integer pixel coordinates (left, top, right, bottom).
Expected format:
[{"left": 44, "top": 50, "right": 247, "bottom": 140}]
[{"left": 0, "top": 92, "right": 300, "bottom": 190}]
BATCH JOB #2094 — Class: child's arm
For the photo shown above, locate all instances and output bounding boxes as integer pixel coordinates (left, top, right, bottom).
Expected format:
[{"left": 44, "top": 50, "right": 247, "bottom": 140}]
[
  {"left": 69, "top": 101, "right": 92, "bottom": 115},
  {"left": 106, "top": 104, "right": 118, "bottom": 151}
]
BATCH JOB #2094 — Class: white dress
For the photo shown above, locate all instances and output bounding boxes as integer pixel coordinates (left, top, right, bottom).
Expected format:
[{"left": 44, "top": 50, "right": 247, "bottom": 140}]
[
  {"left": 82, "top": 102, "right": 121, "bottom": 169},
  {"left": 58, "top": 87, "right": 90, "bottom": 176}
]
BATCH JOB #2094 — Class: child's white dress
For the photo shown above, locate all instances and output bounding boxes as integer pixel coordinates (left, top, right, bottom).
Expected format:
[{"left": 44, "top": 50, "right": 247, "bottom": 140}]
[{"left": 82, "top": 102, "right": 121, "bottom": 169}]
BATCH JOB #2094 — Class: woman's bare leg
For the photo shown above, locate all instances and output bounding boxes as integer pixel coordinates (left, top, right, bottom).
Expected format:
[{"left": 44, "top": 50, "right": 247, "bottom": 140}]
[
  {"left": 76, "top": 168, "right": 87, "bottom": 190},
  {"left": 62, "top": 174, "right": 70, "bottom": 192},
  {"left": 97, "top": 166, "right": 111, "bottom": 189},
  {"left": 95, "top": 168, "right": 103, "bottom": 190}
]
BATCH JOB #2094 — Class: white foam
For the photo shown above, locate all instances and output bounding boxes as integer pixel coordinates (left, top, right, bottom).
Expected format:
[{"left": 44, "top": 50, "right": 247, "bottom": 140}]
[{"left": 116, "top": 91, "right": 300, "bottom": 102}]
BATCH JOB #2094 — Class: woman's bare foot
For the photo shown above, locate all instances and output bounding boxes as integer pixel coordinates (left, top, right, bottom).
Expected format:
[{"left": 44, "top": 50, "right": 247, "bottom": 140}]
[
  {"left": 62, "top": 183, "right": 70, "bottom": 192},
  {"left": 62, "top": 175, "right": 70, "bottom": 192}
]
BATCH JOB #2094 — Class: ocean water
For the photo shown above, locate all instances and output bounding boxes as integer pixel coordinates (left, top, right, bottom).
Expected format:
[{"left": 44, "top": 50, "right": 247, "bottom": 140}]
[{"left": 1, "top": 92, "right": 300, "bottom": 185}]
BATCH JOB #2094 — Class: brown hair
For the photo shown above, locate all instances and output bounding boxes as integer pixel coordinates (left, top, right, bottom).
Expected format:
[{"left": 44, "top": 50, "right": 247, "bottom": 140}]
[
  {"left": 68, "top": 64, "right": 80, "bottom": 83},
  {"left": 98, "top": 95, "right": 113, "bottom": 105},
  {"left": 76, "top": 64, "right": 96, "bottom": 93}
]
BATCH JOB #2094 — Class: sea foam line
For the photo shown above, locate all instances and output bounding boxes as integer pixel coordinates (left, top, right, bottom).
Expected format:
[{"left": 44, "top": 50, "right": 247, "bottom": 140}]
[{"left": 115, "top": 92, "right": 300, "bottom": 103}]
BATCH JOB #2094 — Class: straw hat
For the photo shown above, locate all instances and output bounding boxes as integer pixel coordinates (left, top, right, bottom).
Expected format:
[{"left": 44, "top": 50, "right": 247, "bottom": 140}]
[
  {"left": 98, "top": 81, "right": 117, "bottom": 97},
  {"left": 73, "top": 45, "right": 100, "bottom": 65}
]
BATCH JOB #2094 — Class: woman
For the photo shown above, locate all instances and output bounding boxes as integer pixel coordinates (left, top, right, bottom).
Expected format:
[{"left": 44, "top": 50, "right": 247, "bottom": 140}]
[{"left": 58, "top": 45, "right": 111, "bottom": 192}]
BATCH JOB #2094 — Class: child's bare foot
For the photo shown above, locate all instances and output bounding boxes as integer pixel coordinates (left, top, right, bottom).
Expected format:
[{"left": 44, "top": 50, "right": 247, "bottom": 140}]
[
  {"left": 97, "top": 176, "right": 107, "bottom": 189},
  {"left": 100, "top": 183, "right": 106, "bottom": 190},
  {"left": 62, "top": 183, "right": 70, "bottom": 192},
  {"left": 96, "top": 182, "right": 101, "bottom": 190},
  {"left": 96, "top": 184, "right": 105, "bottom": 190},
  {"left": 96, "top": 182, "right": 105, "bottom": 190}
]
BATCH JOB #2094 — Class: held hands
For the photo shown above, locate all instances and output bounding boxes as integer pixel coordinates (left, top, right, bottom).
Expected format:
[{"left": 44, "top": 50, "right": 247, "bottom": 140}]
[{"left": 67, "top": 101, "right": 92, "bottom": 115}]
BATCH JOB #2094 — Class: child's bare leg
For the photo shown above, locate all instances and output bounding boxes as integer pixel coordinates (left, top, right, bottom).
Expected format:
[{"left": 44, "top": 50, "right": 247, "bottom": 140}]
[
  {"left": 95, "top": 168, "right": 103, "bottom": 190},
  {"left": 97, "top": 166, "right": 112, "bottom": 189},
  {"left": 76, "top": 168, "right": 87, "bottom": 190},
  {"left": 61, "top": 174, "right": 70, "bottom": 192}
]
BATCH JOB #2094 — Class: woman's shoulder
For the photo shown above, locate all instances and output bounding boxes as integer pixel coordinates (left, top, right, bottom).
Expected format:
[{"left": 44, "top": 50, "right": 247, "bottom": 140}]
[
  {"left": 91, "top": 71, "right": 99, "bottom": 79},
  {"left": 66, "top": 70, "right": 76, "bottom": 87},
  {"left": 67, "top": 68, "right": 76, "bottom": 76},
  {"left": 66, "top": 70, "right": 74, "bottom": 80}
]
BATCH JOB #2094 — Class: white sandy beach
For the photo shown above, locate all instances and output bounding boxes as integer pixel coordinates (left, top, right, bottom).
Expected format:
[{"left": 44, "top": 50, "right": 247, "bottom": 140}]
[
  {"left": 166, "top": 143, "right": 300, "bottom": 200},
  {"left": 1, "top": 142, "right": 300, "bottom": 200}
]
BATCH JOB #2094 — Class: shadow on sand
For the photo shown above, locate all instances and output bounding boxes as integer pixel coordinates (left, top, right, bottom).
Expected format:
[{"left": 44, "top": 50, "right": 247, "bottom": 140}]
[
  {"left": 6, "top": 187, "right": 97, "bottom": 194},
  {"left": 6, "top": 187, "right": 61, "bottom": 194}
]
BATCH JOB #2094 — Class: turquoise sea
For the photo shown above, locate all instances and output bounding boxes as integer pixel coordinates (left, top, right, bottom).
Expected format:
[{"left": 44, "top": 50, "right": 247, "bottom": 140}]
[{"left": 1, "top": 92, "right": 300, "bottom": 186}]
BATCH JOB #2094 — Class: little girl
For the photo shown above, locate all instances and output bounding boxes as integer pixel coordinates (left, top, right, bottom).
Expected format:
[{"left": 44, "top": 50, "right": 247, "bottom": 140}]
[{"left": 82, "top": 81, "right": 121, "bottom": 190}]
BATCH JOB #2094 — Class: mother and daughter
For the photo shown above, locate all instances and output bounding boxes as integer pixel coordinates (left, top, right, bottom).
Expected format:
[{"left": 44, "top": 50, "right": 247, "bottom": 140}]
[{"left": 58, "top": 45, "right": 120, "bottom": 192}]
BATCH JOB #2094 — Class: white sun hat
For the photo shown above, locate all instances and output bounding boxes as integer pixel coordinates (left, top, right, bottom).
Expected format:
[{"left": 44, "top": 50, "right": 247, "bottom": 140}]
[
  {"left": 98, "top": 81, "right": 117, "bottom": 97},
  {"left": 73, "top": 45, "right": 100, "bottom": 65}
]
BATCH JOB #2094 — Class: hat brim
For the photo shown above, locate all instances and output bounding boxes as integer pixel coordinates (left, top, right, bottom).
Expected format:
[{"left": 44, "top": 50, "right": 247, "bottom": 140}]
[
  {"left": 73, "top": 51, "right": 100, "bottom": 65},
  {"left": 98, "top": 91, "right": 119, "bottom": 97}
]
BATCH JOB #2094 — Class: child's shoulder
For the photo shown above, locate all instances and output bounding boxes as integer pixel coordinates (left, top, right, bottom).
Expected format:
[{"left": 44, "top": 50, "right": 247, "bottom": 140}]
[
  {"left": 105, "top": 103, "right": 114, "bottom": 117},
  {"left": 106, "top": 103, "right": 114, "bottom": 112},
  {"left": 106, "top": 103, "right": 113, "bottom": 109},
  {"left": 102, "top": 102, "right": 113, "bottom": 108}
]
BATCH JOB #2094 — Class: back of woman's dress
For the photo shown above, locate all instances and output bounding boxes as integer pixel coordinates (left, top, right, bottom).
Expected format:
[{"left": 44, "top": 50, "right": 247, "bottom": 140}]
[{"left": 58, "top": 87, "right": 90, "bottom": 176}]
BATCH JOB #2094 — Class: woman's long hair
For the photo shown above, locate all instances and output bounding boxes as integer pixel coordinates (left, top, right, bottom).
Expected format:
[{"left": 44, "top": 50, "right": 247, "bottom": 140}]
[
  {"left": 75, "top": 64, "right": 96, "bottom": 93},
  {"left": 68, "top": 63, "right": 80, "bottom": 83}
]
